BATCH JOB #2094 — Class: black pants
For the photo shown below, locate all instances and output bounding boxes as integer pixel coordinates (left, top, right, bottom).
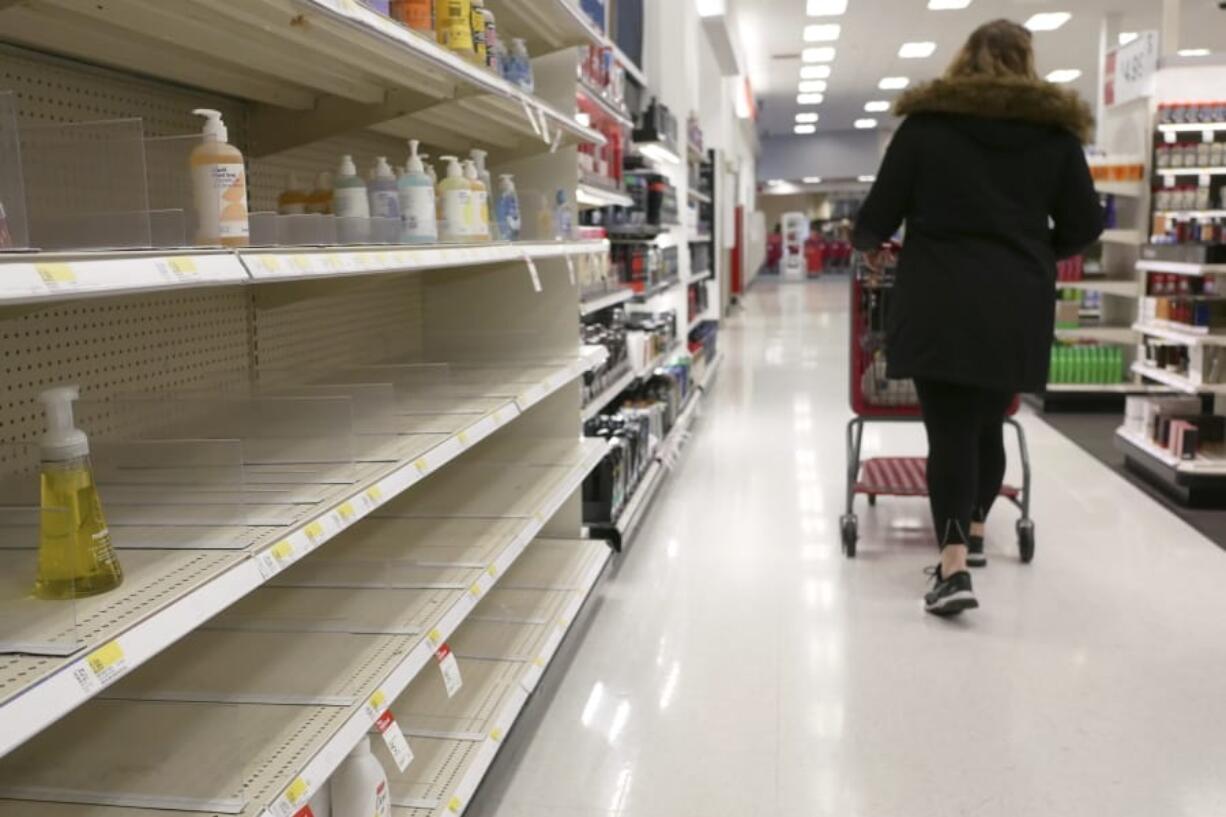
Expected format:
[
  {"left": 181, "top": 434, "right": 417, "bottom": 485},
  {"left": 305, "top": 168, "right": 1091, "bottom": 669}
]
[{"left": 914, "top": 379, "right": 1013, "bottom": 548}]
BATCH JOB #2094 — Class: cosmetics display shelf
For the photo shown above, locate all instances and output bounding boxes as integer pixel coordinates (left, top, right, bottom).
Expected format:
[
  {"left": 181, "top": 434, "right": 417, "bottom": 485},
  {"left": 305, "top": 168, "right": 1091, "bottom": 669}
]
[
  {"left": 0, "top": 0, "right": 603, "bottom": 154},
  {"left": 1100, "top": 229, "right": 1145, "bottom": 246},
  {"left": 0, "top": 442, "right": 610, "bottom": 817},
  {"left": 1056, "top": 279, "right": 1138, "bottom": 298},
  {"left": 581, "top": 366, "right": 638, "bottom": 423},
  {"left": 579, "top": 286, "right": 635, "bottom": 316},
  {"left": 1054, "top": 326, "right": 1137, "bottom": 344},
  {"left": 687, "top": 268, "right": 714, "bottom": 285},
  {"left": 1116, "top": 426, "right": 1226, "bottom": 476},
  {"left": 486, "top": 0, "right": 608, "bottom": 53},
  {"left": 0, "top": 352, "right": 605, "bottom": 760},
  {"left": 687, "top": 189, "right": 712, "bottom": 204},
  {"left": 1132, "top": 322, "right": 1226, "bottom": 346},
  {"left": 1131, "top": 362, "right": 1226, "bottom": 395},
  {"left": 0, "top": 241, "right": 610, "bottom": 307},
  {"left": 576, "top": 180, "right": 635, "bottom": 210},
  {"left": 1136, "top": 259, "right": 1226, "bottom": 277},
  {"left": 1096, "top": 181, "right": 1147, "bottom": 197},
  {"left": 577, "top": 77, "right": 634, "bottom": 128},
  {"left": 630, "top": 276, "right": 681, "bottom": 303}
]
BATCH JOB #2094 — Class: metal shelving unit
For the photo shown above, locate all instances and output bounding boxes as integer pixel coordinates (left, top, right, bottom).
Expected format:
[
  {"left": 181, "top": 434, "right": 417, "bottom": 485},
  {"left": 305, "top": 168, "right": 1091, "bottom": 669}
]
[{"left": 579, "top": 286, "right": 635, "bottom": 316}]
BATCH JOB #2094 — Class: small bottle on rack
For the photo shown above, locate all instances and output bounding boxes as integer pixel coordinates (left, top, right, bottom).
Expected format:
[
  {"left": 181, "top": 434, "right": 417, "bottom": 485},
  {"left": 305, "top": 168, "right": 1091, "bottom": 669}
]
[
  {"left": 437, "top": 156, "right": 472, "bottom": 243},
  {"left": 277, "top": 172, "right": 309, "bottom": 215},
  {"left": 398, "top": 139, "right": 438, "bottom": 244},
  {"left": 306, "top": 171, "right": 334, "bottom": 215},
  {"left": 368, "top": 156, "right": 402, "bottom": 221}
]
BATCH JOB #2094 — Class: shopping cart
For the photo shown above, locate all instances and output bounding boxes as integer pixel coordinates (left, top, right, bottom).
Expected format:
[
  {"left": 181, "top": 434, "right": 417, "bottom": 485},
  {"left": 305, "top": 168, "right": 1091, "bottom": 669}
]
[{"left": 840, "top": 257, "right": 1035, "bottom": 561}]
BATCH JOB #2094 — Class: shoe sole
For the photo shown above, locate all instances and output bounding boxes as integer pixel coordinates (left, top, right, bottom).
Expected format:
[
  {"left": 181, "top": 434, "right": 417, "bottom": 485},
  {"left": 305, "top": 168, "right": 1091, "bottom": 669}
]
[
  {"left": 967, "top": 555, "right": 988, "bottom": 568},
  {"left": 925, "top": 590, "right": 979, "bottom": 616}
]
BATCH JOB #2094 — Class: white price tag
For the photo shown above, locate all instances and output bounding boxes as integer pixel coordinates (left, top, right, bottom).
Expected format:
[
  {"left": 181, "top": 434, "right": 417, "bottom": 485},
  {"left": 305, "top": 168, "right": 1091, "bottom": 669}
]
[
  {"left": 538, "top": 109, "right": 552, "bottom": 144},
  {"left": 1205, "top": 129, "right": 1216, "bottom": 144},
  {"left": 435, "top": 644, "right": 463, "bottom": 698},
  {"left": 375, "top": 710, "right": 414, "bottom": 772},
  {"left": 256, "top": 540, "right": 297, "bottom": 580},
  {"left": 550, "top": 127, "right": 564, "bottom": 154},
  {"left": 1200, "top": 173, "right": 1212, "bottom": 187},
  {"left": 520, "top": 98, "right": 542, "bottom": 138},
  {"left": 273, "top": 777, "right": 311, "bottom": 817},
  {"left": 564, "top": 254, "right": 576, "bottom": 286},
  {"left": 523, "top": 254, "right": 542, "bottom": 292},
  {"left": 156, "top": 256, "right": 199, "bottom": 281},
  {"left": 74, "top": 640, "right": 128, "bottom": 693}
]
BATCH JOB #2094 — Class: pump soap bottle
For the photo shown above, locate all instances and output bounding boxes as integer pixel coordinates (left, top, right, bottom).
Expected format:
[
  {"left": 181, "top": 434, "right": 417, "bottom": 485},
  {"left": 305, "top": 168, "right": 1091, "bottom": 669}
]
[
  {"left": 278, "top": 172, "right": 309, "bottom": 215},
  {"left": 496, "top": 174, "right": 522, "bottom": 241},
  {"left": 368, "top": 157, "right": 402, "bottom": 221},
  {"left": 190, "top": 109, "right": 249, "bottom": 247},
  {"left": 469, "top": 149, "right": 495, "bottom": 238},
  {"left": 463, "top": 159, "right": 490, "bottom": 240},
  {"left": 334, "top": 155, "right": 371, "bottom": 220},
  {"left": 437, "top": 156, "right": 472, "bottom": 243},
  {"left": 330, "top": 736, "right": 390, "bottom": 817},
  {"left": 399, "top": 139, "right": 438, "bottom": 244},
  {"left": 307, "top": 171, "right": 335, "bottom": 215},
  {"left": 34, "top": 386, "right": 123, "bottom": 600}
]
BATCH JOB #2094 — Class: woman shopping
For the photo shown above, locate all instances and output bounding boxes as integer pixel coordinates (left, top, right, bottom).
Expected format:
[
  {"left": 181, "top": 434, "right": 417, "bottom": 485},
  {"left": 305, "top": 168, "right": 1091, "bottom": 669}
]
[{"left": 853, "top": 19, "right": 1104, "bottom": 616}]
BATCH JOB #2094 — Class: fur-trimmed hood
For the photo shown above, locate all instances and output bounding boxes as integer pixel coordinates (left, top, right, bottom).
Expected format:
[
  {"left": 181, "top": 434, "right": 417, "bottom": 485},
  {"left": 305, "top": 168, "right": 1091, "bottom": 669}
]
[{"left": 895, "top": 76, "right": 1094, "bottom": 143}]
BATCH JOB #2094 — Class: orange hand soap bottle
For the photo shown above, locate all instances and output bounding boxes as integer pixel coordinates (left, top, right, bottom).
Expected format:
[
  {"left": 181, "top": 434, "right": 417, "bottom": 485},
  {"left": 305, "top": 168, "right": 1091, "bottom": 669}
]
[{"left": 190, "top": 108, "right": 249, "bottom": 247}]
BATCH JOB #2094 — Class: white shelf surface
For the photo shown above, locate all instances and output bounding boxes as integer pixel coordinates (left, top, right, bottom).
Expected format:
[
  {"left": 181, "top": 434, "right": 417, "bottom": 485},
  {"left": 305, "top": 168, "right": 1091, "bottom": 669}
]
[
  {"left": 579, "top": 286, "right": 634, "bottom": 315},
  {"left": 1131, "top": 362, "right": 1226, "bottom": 394},
  {"left": 1044, "top": 382, "right": 1169, "bottom": 394},
  {"left": 577, "top": 77, "right": 634, "bottom": 128},
  {"left": 1136, "top": 259, "right": 1226, "bottom": 276},
  {"left": 1157, "top": 121, "right": 1226, "bottom": 135},
  {"left": 1100, "top": 228, "right": 1144, "bottom": 246},
  {"left": 484, "top": 0, "right": 606, "bottom": 52},
  {"left": 1116, "top": 426, "right": 1226, "bottom": 475},
  {"left": 688, "top": 189, "right": 713, "bottom": 204},
  {"left": 1095, "top": 181, "right": 1147, "bottom": 197},
  {"left": 576, "top": 181, "right": 634, "bottom": 210},
  {"left": 0, "top": 443, "right": 609, "bottom": 816},
  {"left": 1157, "top": 166, "right": 1226, "bottom": 177},
  {"left": 1155, "top": 209, "right": 1226, "bottom": 220},
  {"left": 581, "top": 366, "right": 636, "bottom": 422},
  {"left": 687, "top": 268, "right": 714, "bottom": 285},
  {"left": 1056, "top": 279, "right": 1138, "bottom": 297},
  {"left": 1054, "top": 325, "right": 1137, "bottom": 344},
  {"left": 0, "top": 353, "right": 602, "bottom": 759},
  {"left": 1133, "top": 321, "right": 1226, "bottom": 346}
]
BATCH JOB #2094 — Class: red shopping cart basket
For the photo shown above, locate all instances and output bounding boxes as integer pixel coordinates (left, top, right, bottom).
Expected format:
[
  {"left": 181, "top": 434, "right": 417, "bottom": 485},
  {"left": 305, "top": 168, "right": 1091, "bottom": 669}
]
[{"left": 840, "top": 257, "right": 1035, "bottom": 561}]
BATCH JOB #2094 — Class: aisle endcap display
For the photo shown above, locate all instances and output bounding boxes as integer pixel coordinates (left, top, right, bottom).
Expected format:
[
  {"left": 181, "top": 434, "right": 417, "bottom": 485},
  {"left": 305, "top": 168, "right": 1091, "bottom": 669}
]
[{"left": 1115, "top": 425, "right": 1226, "bottom": 476}]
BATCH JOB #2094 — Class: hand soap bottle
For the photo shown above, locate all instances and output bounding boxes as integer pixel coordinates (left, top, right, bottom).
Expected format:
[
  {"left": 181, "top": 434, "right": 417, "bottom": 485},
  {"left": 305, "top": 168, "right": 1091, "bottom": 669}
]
[
  {"left": 330, "top": 736, "right": 390, "bottom": 817},
  {"left": 277, "top": 172, "right": 309, "bottom": 215},
  {"left": 496, "top": 174, "right": 522, "bottom": 242},
  {"left": 306, "top": 171, "right": 334, "bottom": 215},
  {"left": 368, "top": 157, "right": 402, "bottom": 220},
  {"left": 437, "top": 156, "right": 472, "bottom": 243},
  {"left": 333, "top": 155, "right": 371, "bottom": 219},
  {"left": 398, "top": 139, "right": 438, "bottom": 244},
  {"left": 469, "top": 149, "right": 495, "bottom": 238},
  {"left": 190, "top": 108, "right": 249, "bottom": 247},
  {"left": 463, "top": 159, "right": 490, "bottom": 240},
  {"left": 34, "top": 386, "right": 123, "bottom": 600}
]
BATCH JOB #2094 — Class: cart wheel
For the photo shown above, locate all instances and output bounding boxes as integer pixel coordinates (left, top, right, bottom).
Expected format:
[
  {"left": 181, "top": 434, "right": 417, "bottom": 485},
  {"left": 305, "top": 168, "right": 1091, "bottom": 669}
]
[
  {"left": 867, "top": 494, "right": 877, "bottom": 507},
  {"left": 1016, "top": 519, "right": 1036, "bottom": 564},
  {"left": 840, "top": 515, "right": 858, "bottom": 558}
]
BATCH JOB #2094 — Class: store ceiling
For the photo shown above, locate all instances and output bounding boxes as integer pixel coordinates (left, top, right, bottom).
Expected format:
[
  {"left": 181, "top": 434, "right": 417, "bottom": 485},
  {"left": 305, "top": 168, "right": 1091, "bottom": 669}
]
[{"left": 737, "top": 0, "right": 1226, "bottom": 139}]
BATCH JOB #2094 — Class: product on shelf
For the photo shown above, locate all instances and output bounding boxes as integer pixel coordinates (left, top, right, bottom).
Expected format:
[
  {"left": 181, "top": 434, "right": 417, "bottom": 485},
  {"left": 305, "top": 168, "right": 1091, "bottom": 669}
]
[
  {"left": 1142, "top": 272, "right": 1226, "bottom": 331},
  {"left": 437, "top": 155, "right": 473, "bottom": 242},
  {"left": 398, "top": 139, "right": 438, "bottom": 243},
  {"left": 1125, "top": 394, "right": 1225, "bottom": 460},
  {"left": 35, "top": 386, "right": 124, "bottom": 600},
  {"left": 390, "top": 0, "right": 433, "bottom": 34},
  {"left": 503, "top": 38, "right": 535, "bottom": 92},
  {"left": 1048, "top": 343, "right": 1124, "bottom": 385},
  {"left": 582, "top": 308, "right": 632, "bottom": 404},
  {"left": 470, "top": 0, "right": 488, "bottom": 66},
  {"left": 496, "top": 174, "right": 522, "bottom": 241},
  {"left": 330, "top": 735, "right": 391, "bottom": 817},
  {"left": 368, "top": 156, "right": 401, "bottom": 220},
  {"left": 462, "top": 158, "right": 490, "bottom": 240},
  {"left": 436, "top": 0, "right": 474, "bottom": 57},
  {"left": 190, "top": 108, "right": 249, "bottom": 247},
  {"left": 334, "top": 154, "right": 371, "bottom": 220},
  {"left": 277, "top": 172, "right": 309, "bottom": 216},
  {"left": 307, "top": 171, "right": 335, "bottom": 215},
  {"left": 481, "top": 6, "right": 499, "bottom": 73},
  {"left": 1086, "top": 154, "right": 1145, "bottom": 182},
  {"left": 554, "top": 188, "right": 574, "bottom": 240},
  {"left": 469, "top": 148, "right": 494, "bottom": 238}
]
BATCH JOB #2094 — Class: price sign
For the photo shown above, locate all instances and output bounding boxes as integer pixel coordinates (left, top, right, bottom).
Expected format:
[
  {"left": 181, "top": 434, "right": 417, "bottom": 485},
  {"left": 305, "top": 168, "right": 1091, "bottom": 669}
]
[
  {"left": 1104, "top": 31, "right": 1158, "bottom": 107},
  {"left": 564, "top": 254, "right": 576, "bottom": 286},
  {"left": 522, "top": 254, "right": 542, "bottom": 292},
  {"left": 257, "top": 540, "right": 297, "bottom": 579},
  {"left": 520, "top": 98, "right": 542, "bottom": 138},
  {"left": 272, "top": 777, "right": 311, "bottom": 817},
  {"left": 36, "top": 262, "right": 77, "bottom": 289},
  {"left": 375, "top": 710, "right": 414, "bottom": 772},
  {"left": 304, "top": 521, "right": 326, "bottom": 546},
  {"left": 434, "top": 644, "right": 463, "bottom": 697},
  {"left": 362, "top": 485, "right": 383, "bottom": 510},
  {"left": 73, "top": 639, "right": 129, "bottom": 693}
]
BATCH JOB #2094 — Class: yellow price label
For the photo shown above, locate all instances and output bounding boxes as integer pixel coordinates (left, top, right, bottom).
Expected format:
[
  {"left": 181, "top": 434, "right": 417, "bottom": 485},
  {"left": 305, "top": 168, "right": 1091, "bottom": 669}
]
[
  {"left": 427, "top": 628, "right": 442, "bottom": 645},
  {"left": 490, "top": 727, "right": 503, "bottom": 742},
  {"left": 448, "top": 796, "right": 463, "bottom": 813},
  {"left": 487, "top": 564, "right": 498, "bottom": 578},
  {"left": 323, "top": 255, "right": 341, "bottom": 270},
  {"left": 87, "top": 640, "right": 124, "bottom": 673},
  {"left": 337, "top": 502, "right": 356, "bottom": 521},
  {"left": 262, "top": 256, "right": 281, "bottom": 272},
  {"left": 304, "top": 521, "right": 325, "bottom": 541},
  {"left": 285, "top": 777, "right": 309, "bottom": 804},
  {"left": 414, "top": 457, "right": 429, "bottom": 474},
  {"left": 168, "top": 256, "right": 197, "bottom": 275},
  {"left": 457, "top": 431, "right": 470, "bottom": 445},
  {"left": 290, "top": 255, "right": 311, "bottom": 271},
  {"left": 533, "top": 656, "right": 545, "bottom": 667},
  {"left": 369, "top": 690, "right": 386, "bottom": 710},
  {"left": 468, "top": 582, "right": 482, "bottom": 598},
  {"left": 271, "top": 540, "right": 294, "bottom": 560},
  {"left": 365, "top": 485, "right": 383, "bottom": 503},
  {"left": 36, "top": 263, "right": 76, "bottom": 284}
]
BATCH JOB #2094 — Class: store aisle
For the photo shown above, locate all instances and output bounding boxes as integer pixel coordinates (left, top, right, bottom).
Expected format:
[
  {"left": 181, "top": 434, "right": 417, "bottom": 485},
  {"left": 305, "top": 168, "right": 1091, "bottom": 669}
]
[{"left": 469, "top": 277, "right": 1226, "bottom": 817}]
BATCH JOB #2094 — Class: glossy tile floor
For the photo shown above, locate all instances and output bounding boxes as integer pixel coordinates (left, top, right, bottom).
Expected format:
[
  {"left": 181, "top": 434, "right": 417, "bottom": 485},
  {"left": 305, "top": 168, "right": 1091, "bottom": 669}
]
[{"left": 469, "top": 277, "right": 1226, "bottom": 817}]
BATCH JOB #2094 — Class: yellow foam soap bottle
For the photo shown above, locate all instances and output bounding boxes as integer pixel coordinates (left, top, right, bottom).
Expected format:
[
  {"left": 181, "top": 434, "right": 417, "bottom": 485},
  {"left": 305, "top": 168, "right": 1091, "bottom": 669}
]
[
  {"left": 435, "top": 0, "right": 473, "bottom": 57},
  {"left": 190, "top": 108, "right": 249, "bottom": 247},
  {"left": 463, "top": 158, "right": 490, "bottom": 240},
  {"left": 437, "top": 155, "right": 472, "bottom": 243},
  {"left": 34, "top": 386, "right": 123, "bottom": 600}
]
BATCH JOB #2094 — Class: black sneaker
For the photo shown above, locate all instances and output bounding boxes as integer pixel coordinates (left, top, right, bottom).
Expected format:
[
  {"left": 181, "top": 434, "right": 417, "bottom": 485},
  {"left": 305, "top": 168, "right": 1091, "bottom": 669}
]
[
  {"left": 924, "top": 566, "right": 979, "bottom": 616},
  {"left": 967, "top": 536, "right": 987, "bottom": 568}
]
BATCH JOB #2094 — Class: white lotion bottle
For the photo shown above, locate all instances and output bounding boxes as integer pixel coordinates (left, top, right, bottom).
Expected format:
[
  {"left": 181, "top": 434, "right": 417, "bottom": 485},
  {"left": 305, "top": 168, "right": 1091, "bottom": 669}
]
[
  {"left": 330, "top": 736, "right": 390, "bottom": 817},
  {"left": 398, "top": 139, "right": 437, "bottom": 244}
]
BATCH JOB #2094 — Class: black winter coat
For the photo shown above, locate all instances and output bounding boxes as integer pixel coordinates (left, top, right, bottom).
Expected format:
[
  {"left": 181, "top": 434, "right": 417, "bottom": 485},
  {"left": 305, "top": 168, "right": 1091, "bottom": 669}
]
[{"left": 853, "top": 76, "right": 1104, "bottom": 393}]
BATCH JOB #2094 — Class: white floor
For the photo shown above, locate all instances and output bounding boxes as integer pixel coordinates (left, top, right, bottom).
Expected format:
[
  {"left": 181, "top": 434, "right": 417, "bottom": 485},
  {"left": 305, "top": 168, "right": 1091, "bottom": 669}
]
[{"left": 468, "top": 277, "right": 1226, "bottom": 817}]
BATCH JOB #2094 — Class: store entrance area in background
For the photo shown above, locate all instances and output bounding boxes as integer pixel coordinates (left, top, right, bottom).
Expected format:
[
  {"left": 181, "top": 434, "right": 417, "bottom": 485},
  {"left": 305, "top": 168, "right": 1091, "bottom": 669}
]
[{"left": 466, "top": 277, "right": 1226, "bottom": 817}]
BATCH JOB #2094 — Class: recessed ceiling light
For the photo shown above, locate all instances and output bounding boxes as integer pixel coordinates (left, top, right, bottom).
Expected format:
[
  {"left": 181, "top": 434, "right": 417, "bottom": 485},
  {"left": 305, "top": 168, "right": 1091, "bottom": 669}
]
[
  {"left": 858, "top": 175, "right": 876, "bottom": 183},
  {"left": 879, "top": 76, "right": 910, "bottom": 90},
  {"left": 800, "top": 65, "right": 833, "bottom": 79},
  {"left": 855, "top": 118, "right": 879, "bottom": 129},
  {"left": 1179, "top": 48, "right": 1211, "bottom": 57},
  {"left": 804, "top": 23, "right": 842, "bottom": 42},
  {"left": 695, "top": 0, "right": 726, "bottom": 16},
  {"left": 927, "top": 0, "right": 970, "bottom": 8},
  {"left": 802, "top": 47, "right": 837, "bottom": 63},
  {"left": 1025, "top": 12, "right": 1071, "bottom": 32},
  {"left": 794, "top": 124, "right": 817, "bottom": 135},
  {"left": 797, "top": 93, "right": 825, "bottom": 105},
  {"left": 898, "top": 41, "right": 936, "bottom": 59},
  {"left": 1046, "top": 69, "right": 1082, "bottom": 83},
  {"left": 1118, "top": 32, "right": 1138, "bottom": 45},
  {"left": 803, "top": 176, "right": 823, "bottom": 183},
  {"left": 806, "top": 0, "right": 847, "bottom": 15},
  {"left": 796, "top": 112, "right": 820, "bottom": 123},
  {"left": 798, "top": 80, "right": 828, "bottom": 93},
  {"left": 768, "top": 179, "right": 784, "bottom": 185},
  {"left": 864, "top": 100, "right": 891, "bottom": 112}
]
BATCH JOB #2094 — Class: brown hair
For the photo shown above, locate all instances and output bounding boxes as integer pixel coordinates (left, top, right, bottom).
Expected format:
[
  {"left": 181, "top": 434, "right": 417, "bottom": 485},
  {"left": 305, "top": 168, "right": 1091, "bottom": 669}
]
[{"left": 946, "top": 19, "right": 1037, "bottom": 80}]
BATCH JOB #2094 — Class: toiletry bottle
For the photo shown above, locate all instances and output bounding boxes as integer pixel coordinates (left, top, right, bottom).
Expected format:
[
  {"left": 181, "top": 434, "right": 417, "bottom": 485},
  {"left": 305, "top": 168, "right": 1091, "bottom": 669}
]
[
  {"left": 463, "top": 159, "right": 490, "bottom": 240},
  {"left": 368, "top": 156, "right": 402, "bottom": 221},
  {"left": 437, "top": 156, "right": 472, "bottom": 243},
  {"left": 510, "top": 38, "right": 534, "bottom": 92},
  {"left": 306, "top": 171, "right": 335, "bottom": 215},
  {"left": 334, "top": 155, "right": 371, "bottom": 220},
  {"left": 277, "top": 172, "right": 309, "bottom": 215},
  {"left": 34, "top": 386, "right": 123, "bottom": 600},
  {"left": 554, "top": 188, "right": 573, "bottom": 240},
  {"left": 436, "top": 0, "right": 473, "bottom": 56},
  {"left": 308, "top": 786, "right": 331, "bottom": 817},
  {"left": 481, "top": 6, "right": 499, "bottom": 72},
  {"left": 390, "top": 0, "right": 433, "bottom": 33},
  {"left": 496, "top": 174, "right": 522, "bottom": 241},
  {"left": 190, "top": 108, "right": 249, "bottom": 247},
  {"left": 470, "top": 0, "right": 487, "bottom": 65},
  {"left": 330, "top": 736, "right": 390, "bottom": 817},
  {"left": 399, "top": 139, "right": 438, "bottom": 244},
  {"left": 470, "top": 149, "right": 495, "bottom": 238}
]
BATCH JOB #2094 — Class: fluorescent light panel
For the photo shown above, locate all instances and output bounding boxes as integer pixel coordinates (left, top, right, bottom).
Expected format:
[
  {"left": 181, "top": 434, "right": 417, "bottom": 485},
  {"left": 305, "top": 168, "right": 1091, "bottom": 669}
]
[
  {"left": 800, "top": 65, "right": 832, "bottom": 79},
  {"left": 798, "top": 80, "right": 828, "bottom": 93},
  {"left": 803, "top": 176, "right": 823, "bottom": 183},
  {"left": 879, "top": 76, "right": 910, "bottom": 90},
  {"left": 928, "top": 0, "right": 970, "bottom": 8},
  {"left": 802, "top": 47, "right": 837, "bottom": 63},
  {"left": 1025, "top": 12, "right": 1071, "bottom": 32},
  {"left": 804, "top": 23, "right": 842, "bottom": 42},
  {"left": 1179, "top": 48, "right": 1211, "bottom": 57},
  {"left": 797, "top": 93, "right": 825, "bottom": 105},
  {"left": 806, "top": 0, "right": 847, "bottom": 15},
  {"left": 794, "top": 124, "right": 817, "bottom": 135},
  {"left": 795, "top": 112, "right": 820, "bottom": 123},
  {"left": 855, "top": 118, "right": 878, "bottom": 129},
  {"left": 898, "top": 41, "right": 936, "bottom": 59},
  {"left": 1046, "top": 69, "right": 1081, "bottom": 83},
  {"left": 864, "top": 100, "right": 890, "bottom": 112},
  {"left": 695, "top": 0, "right": 725, "bottom": 17},
  {"left": 858, "top": 175, "right": 876, "bottom": 182}
]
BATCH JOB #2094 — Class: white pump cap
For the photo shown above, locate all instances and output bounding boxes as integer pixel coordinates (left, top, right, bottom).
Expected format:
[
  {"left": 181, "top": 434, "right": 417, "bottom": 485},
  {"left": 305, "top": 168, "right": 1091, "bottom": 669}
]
[
  {"left": 193, "top": 109, "right": 228, "bottom": 143},
  {"left": 462, "top": 160, "right": 480, "bottom": 181},
  {"left": 469, "top": 149, "right": 488, "bottom": 171},
  {"left": 407, "top": 140, "right": 425, "bottom": 174},
  {"left": 373, "top": 156, "right": 395, "bottom": 180},
  {"left": 499, "top": 173, "right": 516, "bottom": 191},
  {"left": 440, "top": 156, "right": 463, "bottom": 179},
  {"left": 39, "top": 385, "right": 89, "bottom": 461},
  {"left": 338, "top": 154, "right": 357, "bottom": 178}
]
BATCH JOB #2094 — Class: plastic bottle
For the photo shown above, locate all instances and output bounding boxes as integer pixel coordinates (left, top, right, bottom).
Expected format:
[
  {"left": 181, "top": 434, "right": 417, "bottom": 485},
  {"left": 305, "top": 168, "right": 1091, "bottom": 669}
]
[
  {"left": 398, "top": 139, "right": 438, "bottom": 244},
  {"left": 368, "top": 157, "right": 402, "bottom": 220},
  {"left": 306, "top": 171, "right": 334, "bottom": 215},
  {"left": 509, "top": 38, "right": 534, "bottom": 92},
  {"left": 334, "top": 155, "right": 371, "bottom": 220},
  {"left": 470, "top": 149, "right": 494, "bottom": 237},
  {"left": 554, "top": 187, "right": 573, "bottom": 240},
  {"left": 496, "top": 174, "right": 522, "bottom": 241},
  {"left": 34, "top": 386, "right": 123, "bottom": 600},
  {"left": 470, "top": 0, "right": 487, "bottom": 65},
  {"left": 190, "top": 108, "right": 249, "bottom": 247},
  {"left": 464, "top": 158, "right": 490, "bottom": 240},
  {"left": 437, "top": 156, "right": 472, "bottom": 243},
  {"left": 390, "top": 0, "right": 433, "bottom": 33},
  {"left": 482, "top": 7, "right": 499, "bottom": 72},
  {"left": 308, "top": 787, "right": 331, "bottom": 817},
  {"left": 277, "top": 172, "right": 309, "bottom": 215},
  {"left": 329, "top": 736, "right": 390, "bottom": 817},
  {"left": 436, "top": 0, "right": 473, "bottom": 56}
]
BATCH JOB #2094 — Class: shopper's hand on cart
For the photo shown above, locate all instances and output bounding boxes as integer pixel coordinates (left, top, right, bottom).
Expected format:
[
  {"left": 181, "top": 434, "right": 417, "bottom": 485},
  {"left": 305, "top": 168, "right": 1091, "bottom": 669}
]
[{"left": 863, "top": 246, "right": 894, "bottom": 285}]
